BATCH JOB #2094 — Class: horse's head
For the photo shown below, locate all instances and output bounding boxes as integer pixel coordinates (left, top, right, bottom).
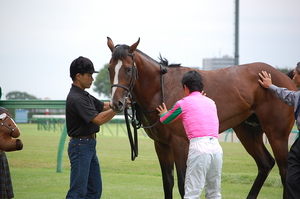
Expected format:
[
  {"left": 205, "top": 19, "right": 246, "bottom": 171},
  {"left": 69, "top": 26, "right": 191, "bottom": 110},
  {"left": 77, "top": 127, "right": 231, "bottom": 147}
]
[
  {"left": 107, "top": 37, "right": 140, "bottom": 112},
  {"left": 0, "top": 107, "right": 23, "bottom": 152}
]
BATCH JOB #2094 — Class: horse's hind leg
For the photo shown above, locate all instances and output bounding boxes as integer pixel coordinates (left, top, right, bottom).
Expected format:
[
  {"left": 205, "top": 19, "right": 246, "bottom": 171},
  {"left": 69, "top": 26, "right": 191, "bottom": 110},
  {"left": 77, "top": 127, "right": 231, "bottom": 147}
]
[
  {"left": 234, "top": 122, "right": 275, "bottom": 199},
  {"left": 262, "top": 121, "right": 291, "bottom": 199},
  {"left": 154, "top": 141, "right": 175, "bottom": 199},
  {"left": 256, "top": 107, "right": 293, "bottom": 199}
]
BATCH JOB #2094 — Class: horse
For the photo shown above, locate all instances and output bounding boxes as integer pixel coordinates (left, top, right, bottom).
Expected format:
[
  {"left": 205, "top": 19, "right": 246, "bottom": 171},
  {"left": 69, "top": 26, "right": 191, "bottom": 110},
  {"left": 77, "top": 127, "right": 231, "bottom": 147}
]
[
  {"left": 0, "top": 107, "right": 23, "bottom": 152},
  {"left": 107, "top": 37, "right": 296, "bottom": 199}
]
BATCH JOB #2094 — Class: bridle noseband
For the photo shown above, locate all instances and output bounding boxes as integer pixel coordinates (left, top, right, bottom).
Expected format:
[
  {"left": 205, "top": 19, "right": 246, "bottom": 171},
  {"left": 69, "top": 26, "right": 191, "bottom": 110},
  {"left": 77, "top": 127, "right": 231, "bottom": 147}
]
[{"left": 0, "top": 115, "right": 18, "bottom": 136}]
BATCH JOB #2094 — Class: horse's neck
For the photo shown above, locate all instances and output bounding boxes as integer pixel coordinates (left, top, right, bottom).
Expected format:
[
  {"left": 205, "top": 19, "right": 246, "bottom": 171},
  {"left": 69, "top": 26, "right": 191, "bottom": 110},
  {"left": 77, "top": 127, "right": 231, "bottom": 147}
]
[
  {"left": 131, "top": 54, "right": 161, "bottom": 107},
  {"left": 135, "top": 52, "right": 161, "bottom": 85}
]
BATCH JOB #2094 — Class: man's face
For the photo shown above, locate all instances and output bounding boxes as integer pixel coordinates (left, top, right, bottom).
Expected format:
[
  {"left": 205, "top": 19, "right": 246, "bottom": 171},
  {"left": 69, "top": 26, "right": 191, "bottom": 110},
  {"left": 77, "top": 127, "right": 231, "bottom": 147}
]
[
  {"left": 78, "top": 73, "right": 94, "bottom": 89},
  {"left": 292, "top": 69, "right": 300, "bottom": 88}
]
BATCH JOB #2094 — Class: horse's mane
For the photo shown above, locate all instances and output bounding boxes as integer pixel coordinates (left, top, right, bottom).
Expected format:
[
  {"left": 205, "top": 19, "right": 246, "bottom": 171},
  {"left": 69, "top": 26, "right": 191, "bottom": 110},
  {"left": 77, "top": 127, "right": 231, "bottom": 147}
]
[
  {"left": 158, "top": 54, "right": 181, "bottom": 67},
  {"left": 113, "top": 44, "right": 181, "bottom": 67}
]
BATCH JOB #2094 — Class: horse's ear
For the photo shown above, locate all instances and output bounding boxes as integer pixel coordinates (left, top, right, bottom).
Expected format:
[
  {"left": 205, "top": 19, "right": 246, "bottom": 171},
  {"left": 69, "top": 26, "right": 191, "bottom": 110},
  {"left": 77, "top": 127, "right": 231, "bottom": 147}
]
[
  {"left": 107, "top": 37, "right": 115, "bottom": 52},
  {"left": 0, "top": 113, "right": 6, "bottom": 120},
  {"left": 129, "top": 38, "right": 140, "bottom": 53}
]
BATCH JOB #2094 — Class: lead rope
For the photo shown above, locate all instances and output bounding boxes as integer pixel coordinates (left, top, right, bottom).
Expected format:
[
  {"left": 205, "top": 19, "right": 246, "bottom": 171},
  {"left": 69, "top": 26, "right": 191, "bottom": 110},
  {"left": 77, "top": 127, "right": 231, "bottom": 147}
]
[{"left": 124, "top": 96, "right": 138, "bottom": 160}]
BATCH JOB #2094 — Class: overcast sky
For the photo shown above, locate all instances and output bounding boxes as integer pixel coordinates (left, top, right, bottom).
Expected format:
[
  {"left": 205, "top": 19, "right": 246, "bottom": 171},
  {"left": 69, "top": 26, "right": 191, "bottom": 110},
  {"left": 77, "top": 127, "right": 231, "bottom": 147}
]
[{"left": 1, "top": 0, "right": 299, "bottom": 100}]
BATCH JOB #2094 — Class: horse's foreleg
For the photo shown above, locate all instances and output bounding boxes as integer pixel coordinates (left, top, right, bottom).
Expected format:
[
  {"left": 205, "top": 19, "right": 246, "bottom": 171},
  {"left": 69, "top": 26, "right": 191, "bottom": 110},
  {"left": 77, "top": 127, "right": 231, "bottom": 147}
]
[
  {"left": 0, "top": 138, "right": 23, "bottom": 151},
  {"left": 154, "top": 141, "right": 175, "bottom": 199},
  {"left": 234, "top": 123, "right": 275, "bottom": 199},
  {"left": 172, "top": 138, "right": 189, "bottom": 198}
]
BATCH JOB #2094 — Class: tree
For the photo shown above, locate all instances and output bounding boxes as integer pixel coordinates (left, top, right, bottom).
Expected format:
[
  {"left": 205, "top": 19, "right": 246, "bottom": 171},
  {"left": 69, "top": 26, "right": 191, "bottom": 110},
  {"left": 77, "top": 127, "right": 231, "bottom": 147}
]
[
  {"left": 93, "top": 64, "right": 111, "bottom": 98},
  {"left": 276, "top": 67, "right": 292, "bottom": 74},
  {"left": 6, "top": 91, "right": 38, "bottom": 100}
]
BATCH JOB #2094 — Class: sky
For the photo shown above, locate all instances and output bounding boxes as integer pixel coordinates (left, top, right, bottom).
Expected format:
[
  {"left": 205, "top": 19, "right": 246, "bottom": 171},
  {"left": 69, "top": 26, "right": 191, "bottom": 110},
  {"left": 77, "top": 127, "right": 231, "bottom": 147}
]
[{"left": 1, "top": 0, "right": 299, "bottom": 100}]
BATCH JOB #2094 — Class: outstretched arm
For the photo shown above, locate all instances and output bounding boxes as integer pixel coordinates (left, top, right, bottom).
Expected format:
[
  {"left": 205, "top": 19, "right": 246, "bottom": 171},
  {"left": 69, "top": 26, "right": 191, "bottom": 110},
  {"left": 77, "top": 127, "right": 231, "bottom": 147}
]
[
  {"left": 258, "top": 71, "right": 272, "bottom": 88},
  {"left": 259, "top": 71, "right": 297, "bottom": 106},
  {"left": 91, "top": 109, "right": 116, "bottom": 125},
  {"left": 157, "top": 102, "right": 182, "bottom": 124}
]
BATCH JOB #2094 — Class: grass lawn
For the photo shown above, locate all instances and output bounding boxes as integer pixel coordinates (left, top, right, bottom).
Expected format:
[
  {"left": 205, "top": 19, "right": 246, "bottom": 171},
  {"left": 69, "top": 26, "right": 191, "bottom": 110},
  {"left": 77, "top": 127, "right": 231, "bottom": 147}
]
[{"left": 5, "top": 123, "right": 284, "bottom": 198}]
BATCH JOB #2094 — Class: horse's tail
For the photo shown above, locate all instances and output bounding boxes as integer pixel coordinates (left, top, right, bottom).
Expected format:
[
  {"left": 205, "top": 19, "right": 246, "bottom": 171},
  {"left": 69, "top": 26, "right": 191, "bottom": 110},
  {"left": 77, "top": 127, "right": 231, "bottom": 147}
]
[{"left": 285, "top": 70, "right": 293, "bottom": 79}]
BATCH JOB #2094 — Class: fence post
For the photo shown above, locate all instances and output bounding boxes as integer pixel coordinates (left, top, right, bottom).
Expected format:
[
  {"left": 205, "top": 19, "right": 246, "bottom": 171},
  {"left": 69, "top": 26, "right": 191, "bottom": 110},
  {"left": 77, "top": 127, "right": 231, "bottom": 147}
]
[{"left": 56, "top": 123, "right": 67, "bottom": 172}]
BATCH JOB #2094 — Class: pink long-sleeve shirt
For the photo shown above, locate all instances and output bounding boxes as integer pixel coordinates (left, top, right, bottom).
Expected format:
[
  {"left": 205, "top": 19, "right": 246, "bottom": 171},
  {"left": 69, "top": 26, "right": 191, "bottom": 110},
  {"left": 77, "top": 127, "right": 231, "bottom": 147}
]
[{"left": 160, "top": 91, "right": 219, "bottom": 140}]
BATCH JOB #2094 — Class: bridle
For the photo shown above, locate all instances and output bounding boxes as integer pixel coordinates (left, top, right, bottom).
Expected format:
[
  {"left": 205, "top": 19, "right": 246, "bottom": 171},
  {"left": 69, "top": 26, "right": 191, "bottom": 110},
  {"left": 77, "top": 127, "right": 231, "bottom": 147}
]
[
  {"left": 110, "top": 51, "right": 167, "bottom": 160},
  {"left": 0, "top": 114, "right": 18, "bottom": 136},
  {"left": 111, "top": 52, "right": 138, "bottom": 93}
]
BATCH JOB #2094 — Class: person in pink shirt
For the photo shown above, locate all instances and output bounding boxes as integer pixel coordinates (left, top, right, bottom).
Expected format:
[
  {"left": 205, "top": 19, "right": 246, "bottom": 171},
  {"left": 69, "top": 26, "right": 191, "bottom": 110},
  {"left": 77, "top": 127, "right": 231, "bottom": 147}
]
[{"left": 157, "top": 70, "right": 223, "bottom": 199}]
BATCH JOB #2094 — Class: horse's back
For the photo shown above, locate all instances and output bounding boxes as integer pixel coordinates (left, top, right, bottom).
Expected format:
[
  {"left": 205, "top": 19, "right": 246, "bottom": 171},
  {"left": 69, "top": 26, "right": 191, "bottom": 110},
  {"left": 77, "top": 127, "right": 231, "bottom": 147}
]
[
  {"left": 243, "top": 62, "right": 295, "bottom": 88},
  {"left": 200, "top": 62, "right": 296, "bottom": 94},
  {"left": 197, "top": 62, "right": 296, "bottom": 131}
]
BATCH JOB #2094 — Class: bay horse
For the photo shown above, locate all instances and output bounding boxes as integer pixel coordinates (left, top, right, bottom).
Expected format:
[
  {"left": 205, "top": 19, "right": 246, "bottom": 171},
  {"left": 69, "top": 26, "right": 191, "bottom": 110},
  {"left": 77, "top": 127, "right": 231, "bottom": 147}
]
[
  {"left": 107, "top": 37, "right": 295, "bottom": 199},
  {"left": 0, "top": 107, "right": 23, "bottom": 152}
]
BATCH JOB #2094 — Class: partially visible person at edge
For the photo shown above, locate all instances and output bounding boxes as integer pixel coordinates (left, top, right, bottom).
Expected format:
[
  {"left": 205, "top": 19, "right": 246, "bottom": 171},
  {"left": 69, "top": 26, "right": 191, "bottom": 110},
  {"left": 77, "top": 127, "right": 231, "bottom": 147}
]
[
  {"left": 0, "top": 107, "right": 14, "bottom": 199},
  {"left": 65, "top": 56, "right": 116, "bottom": 199},
  {"left": 258, "top": 62, "right": 300, "bottom": 199},
  {"left": 156, "top": 70, "right": 223, "bottom": 199}
]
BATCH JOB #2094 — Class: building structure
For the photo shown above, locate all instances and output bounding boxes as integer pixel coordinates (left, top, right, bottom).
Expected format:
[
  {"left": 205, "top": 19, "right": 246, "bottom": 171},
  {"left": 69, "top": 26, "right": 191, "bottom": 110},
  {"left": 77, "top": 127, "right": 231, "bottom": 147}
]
[{"left": 203, "top": 55, "right": 235, "bottom": 70}]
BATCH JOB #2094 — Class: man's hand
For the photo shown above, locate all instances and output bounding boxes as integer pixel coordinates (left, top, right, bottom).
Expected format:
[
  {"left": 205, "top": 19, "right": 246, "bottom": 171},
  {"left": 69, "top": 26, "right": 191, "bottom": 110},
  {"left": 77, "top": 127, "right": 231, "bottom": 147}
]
[
  {"left": 258, "top": 71, "right": 272, "bottom": 88},
  {"left": 125, "top": 97, "right": 131, "bottom": 108}
]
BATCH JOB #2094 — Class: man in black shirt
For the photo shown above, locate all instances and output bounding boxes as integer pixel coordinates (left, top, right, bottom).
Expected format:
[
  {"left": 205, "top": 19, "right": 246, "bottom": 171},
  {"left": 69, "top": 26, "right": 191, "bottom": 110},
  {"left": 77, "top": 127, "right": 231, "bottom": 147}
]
[{"left": 66, "top": 56, "right": 116, "bottom": 199}]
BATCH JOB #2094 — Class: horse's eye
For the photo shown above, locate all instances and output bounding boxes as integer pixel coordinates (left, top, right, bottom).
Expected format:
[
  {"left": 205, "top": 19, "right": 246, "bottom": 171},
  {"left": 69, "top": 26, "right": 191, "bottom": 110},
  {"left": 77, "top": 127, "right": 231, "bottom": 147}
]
[{"left": 125, "top": 67, "right": 132, "bottom": 74}]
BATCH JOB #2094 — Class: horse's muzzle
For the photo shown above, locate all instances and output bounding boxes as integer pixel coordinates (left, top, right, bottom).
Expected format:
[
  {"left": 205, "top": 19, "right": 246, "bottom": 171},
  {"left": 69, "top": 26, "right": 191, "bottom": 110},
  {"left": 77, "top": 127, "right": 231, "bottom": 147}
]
[{"left": 111, "top": 100, "right": 125, "bottom": 113}]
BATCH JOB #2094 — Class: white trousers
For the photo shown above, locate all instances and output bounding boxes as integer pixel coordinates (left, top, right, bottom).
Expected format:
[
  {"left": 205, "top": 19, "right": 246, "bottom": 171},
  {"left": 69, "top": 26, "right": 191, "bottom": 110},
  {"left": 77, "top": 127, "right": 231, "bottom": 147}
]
[{"left": 184, "top": 137, "right": 223, "bottom": 199}]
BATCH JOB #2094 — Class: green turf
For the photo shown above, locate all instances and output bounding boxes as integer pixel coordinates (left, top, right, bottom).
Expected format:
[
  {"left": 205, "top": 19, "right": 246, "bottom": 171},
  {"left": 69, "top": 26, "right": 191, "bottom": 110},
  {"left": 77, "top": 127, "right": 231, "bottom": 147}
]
[{"left": 5, "top": 124, "right": 283, "bottom": 198}]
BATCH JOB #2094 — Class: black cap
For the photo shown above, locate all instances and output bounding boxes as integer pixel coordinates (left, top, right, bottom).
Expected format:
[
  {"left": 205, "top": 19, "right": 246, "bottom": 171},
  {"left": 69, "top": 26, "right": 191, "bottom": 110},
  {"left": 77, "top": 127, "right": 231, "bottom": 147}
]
[{"left": 70, "top": 56, "right": 99, "bottom": 79}]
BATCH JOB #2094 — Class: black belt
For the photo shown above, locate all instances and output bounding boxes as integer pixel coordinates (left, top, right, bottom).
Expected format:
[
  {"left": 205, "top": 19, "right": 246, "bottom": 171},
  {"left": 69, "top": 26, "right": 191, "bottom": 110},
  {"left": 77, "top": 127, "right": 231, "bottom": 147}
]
[{"left": 70, "top": 134, "right": 96, "bottom": 140}]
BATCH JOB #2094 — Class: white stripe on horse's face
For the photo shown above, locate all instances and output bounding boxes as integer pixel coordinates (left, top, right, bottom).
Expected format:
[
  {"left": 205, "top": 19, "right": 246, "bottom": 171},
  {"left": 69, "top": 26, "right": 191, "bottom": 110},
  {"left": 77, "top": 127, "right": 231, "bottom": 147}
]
[{"left": 111, "top": 60, "right": 122, "bottom": 99}]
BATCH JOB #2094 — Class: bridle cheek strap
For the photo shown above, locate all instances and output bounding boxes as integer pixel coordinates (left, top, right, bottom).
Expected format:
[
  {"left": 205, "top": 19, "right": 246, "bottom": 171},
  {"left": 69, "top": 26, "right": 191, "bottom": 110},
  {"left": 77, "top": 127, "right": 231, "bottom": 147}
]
[{"left": 111, "top": 52, "right": 138, "bottom": 96}]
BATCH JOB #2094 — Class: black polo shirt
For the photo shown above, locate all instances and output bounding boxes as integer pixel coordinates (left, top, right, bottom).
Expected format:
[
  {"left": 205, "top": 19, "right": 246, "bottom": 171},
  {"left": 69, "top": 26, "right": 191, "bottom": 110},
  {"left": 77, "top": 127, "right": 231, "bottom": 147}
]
[{"left": 66, "top": 84, "right": 104, "bottom": 137}]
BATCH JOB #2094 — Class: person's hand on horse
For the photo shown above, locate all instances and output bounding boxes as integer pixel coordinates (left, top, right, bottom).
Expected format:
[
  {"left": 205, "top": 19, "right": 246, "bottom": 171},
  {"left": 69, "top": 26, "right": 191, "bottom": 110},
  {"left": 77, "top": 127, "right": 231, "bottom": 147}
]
[
  {"left": 258, "top": 71, "right": 272, "bottom": 88},
  {"left": 125, "top": 97, "right": 132, "bottom": 108},
  {"left": 156, "top": 103, "right": 168, "bottom": 116}
]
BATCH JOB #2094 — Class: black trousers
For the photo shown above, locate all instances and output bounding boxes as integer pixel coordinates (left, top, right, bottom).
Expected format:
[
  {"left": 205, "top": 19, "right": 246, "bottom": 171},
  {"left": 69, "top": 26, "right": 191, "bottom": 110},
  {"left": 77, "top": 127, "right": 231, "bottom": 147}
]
[
  {"left": 286, "top": 136, "right": 300, "bottom": 199},
  {"left": 0, "top": 152, "right": 14, "bottom": 199}
]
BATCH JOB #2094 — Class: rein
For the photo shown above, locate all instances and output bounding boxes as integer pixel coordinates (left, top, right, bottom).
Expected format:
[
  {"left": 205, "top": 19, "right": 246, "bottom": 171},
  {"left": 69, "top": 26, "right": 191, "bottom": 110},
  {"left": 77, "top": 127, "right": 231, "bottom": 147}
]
[{"left": 111, "top": 52, "right": 167, "bottom": 160}]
